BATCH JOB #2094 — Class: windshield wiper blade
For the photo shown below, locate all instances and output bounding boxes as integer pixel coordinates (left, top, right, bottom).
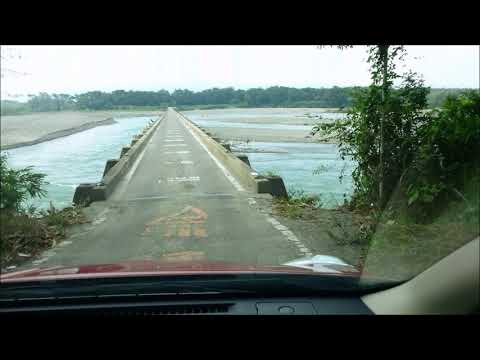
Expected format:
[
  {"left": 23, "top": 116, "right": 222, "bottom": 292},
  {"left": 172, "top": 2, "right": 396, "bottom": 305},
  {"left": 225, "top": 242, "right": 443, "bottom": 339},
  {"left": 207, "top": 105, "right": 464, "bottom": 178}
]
[{"left": 0, "top": 280, "right": 256, "bottom": 301}]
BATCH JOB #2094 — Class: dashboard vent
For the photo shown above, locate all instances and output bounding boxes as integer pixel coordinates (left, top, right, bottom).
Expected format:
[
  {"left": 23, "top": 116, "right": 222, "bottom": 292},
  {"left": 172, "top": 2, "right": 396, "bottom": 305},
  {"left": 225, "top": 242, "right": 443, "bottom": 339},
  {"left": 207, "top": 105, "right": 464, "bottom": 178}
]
[{"left": 112, "top": 303, "right": 233, "bottom": 316}]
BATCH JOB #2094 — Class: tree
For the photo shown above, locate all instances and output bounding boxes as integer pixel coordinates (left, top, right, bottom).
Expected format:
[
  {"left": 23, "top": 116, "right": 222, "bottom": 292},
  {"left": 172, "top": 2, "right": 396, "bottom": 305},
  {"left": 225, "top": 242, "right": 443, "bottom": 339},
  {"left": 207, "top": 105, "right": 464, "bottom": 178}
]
[
  {"left": 404, "top": 90, "right": 480, "bottom": 220},
  {"left": 17, "top": 85, "right": 464, "bottom": 114},
  {"left": 314, "top": 46, "right": 430, "bottom": 210}
]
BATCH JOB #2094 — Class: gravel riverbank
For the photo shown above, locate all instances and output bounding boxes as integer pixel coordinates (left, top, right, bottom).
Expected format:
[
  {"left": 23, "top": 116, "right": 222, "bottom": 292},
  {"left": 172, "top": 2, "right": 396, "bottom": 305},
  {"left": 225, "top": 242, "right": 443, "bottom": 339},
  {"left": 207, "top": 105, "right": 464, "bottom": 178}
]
[{"left": 1, "top": 110, "right": 162, "bottom": 150}]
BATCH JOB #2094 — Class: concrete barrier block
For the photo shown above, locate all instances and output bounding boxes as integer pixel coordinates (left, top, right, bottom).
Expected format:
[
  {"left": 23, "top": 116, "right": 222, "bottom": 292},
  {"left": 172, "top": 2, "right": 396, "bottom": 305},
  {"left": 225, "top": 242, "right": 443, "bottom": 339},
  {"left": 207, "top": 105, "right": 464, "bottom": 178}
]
[
  {"left": 255, "top": 178, "right": 271, "bottom": 194},
  {"left": 72, "top": 114, "right": 165, "bottom": 207},
  {"left": 73, "top": 183, "right": 106, "bottom": 206},
  {"left": 103, "top": 159, "right": 119, "bottom": 177},
  {"left": 180, "top": 112, "right": 290, "bottom": 198},
  {"left": 266, "top": 176, "right": 289, "bottom": 198},
  {"left": 120, "top": 146, "right": 131, "bottom": 157},
  {"left": 91, "top": 185, "right": 107, "bottom": 201},
  {"left": 237, "top": 154, "right": 251, "bottom": 167},
  {"left": 256, "top": 176, "right": 288, "bottom": 198}
]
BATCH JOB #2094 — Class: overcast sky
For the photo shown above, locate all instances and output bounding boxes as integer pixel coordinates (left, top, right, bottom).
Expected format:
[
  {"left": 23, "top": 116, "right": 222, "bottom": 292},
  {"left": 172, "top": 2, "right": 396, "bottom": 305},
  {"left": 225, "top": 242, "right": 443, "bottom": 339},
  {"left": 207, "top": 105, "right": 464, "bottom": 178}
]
[{"left": 1, "top": 45, "right": 478, "bottom": 100}]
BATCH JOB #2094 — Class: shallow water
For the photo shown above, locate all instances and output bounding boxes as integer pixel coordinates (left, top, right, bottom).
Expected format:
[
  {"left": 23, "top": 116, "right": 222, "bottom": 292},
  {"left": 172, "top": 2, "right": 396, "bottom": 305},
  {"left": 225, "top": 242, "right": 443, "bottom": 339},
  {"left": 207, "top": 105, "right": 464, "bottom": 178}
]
[
  {"left": 2, "top": 116, "right": 155, "bottom": 209},
  {"left": 232, "top": 142, "right": 355, "bottom": 208},
  {"left": 186, "top": 109, "right": 346, "bottom": 120},
  {"left": 188, "top": 111, "right": 345, "bottom": 131},
  {"left": 190, "top": 119, "right": 313, "bottom": 131},
  {"left": 3, "top": 110, "right": 353, "bottom": 210},
  {"left": 188, "top": 110, "right": 353, "bottom": 207}
]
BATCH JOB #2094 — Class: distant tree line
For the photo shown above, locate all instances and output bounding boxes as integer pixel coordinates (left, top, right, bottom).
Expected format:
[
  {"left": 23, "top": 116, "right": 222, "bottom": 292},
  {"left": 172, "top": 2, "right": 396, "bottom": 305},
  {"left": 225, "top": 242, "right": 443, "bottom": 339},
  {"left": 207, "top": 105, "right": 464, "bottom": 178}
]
[{"left": 1, "top": 86, "right": 470, "bottom": 115}]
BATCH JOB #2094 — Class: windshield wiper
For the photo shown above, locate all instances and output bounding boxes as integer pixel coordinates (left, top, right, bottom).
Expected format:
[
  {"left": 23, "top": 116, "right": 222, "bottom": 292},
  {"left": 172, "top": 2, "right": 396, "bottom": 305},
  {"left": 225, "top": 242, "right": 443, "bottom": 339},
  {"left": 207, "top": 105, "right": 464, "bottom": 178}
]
[
  {"left": 0, "top": 280, "right": 256, "bottom": 302},
  {"left": 0, "top": 273, "right": 401, "bottom": 306}
]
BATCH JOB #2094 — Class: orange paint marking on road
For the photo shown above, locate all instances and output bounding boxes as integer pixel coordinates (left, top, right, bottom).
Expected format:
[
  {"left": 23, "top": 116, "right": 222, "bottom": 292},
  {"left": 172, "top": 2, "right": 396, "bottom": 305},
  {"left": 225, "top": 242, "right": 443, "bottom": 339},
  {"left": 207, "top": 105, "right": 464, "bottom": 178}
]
[
  {"left": 177, "top": 224, "right": 191, "bottom": 237},
  {"left": 164, "top": 224, "right": 175, "bottom": 238},
  {"left": 193, "top": 224, "right": 208, "bottom": 238},
  {"left": 142, "top": 206, "right": 209, "bottom": 239}
]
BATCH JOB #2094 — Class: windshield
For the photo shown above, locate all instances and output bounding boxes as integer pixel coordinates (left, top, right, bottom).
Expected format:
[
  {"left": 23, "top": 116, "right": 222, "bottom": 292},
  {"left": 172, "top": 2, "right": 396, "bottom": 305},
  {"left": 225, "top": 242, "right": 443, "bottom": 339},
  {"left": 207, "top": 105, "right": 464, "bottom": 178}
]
[{"left": 1, "top": 45, "right": 478, "bottom": 295}]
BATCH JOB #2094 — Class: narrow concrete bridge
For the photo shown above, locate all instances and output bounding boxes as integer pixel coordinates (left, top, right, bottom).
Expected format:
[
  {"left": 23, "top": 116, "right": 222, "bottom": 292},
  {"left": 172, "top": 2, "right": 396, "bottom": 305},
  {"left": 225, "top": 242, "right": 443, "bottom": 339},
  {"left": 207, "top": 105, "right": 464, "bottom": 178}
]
[{"left": 25, "top": 108, "right": 314, "bottom": 268}]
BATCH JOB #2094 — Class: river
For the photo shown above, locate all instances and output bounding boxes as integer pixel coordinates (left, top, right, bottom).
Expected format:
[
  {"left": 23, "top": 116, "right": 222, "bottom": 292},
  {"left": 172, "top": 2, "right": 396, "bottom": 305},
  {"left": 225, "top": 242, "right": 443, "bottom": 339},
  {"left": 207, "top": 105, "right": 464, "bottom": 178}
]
[
  {"left": 2, "top": 110, "right": 354, "bottom": 210},
  {"left": 232, "top": 141, "right": 354, "bottom": 207},
  {"left": 3, "top": 116, "right": 154, "bottom": 210}
]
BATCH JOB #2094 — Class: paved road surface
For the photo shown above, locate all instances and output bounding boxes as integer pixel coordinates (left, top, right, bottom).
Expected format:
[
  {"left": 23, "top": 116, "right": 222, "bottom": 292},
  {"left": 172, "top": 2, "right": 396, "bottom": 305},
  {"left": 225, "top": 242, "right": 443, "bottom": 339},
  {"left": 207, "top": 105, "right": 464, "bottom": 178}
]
[{"left": 25, "top": 108, "right": 306, "bottom": 268}]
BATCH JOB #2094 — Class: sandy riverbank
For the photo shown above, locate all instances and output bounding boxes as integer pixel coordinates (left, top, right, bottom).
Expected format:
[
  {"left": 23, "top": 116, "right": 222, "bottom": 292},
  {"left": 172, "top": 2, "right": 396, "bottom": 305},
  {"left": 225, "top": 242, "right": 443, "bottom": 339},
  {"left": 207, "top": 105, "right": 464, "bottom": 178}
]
[
  {"left": 1, "top": 108, "right": 339, "bottom": 150},
  {"left": 205, "top": 126, "right": 328, "bottom": 143},
  {"left": 183, "top": 108, "right": 341, "bottom": 143},
  {"left": 1, "top": 110, "right": 162, "bottom": 150},
  {"left": 183, "top": 107, "right": 343, "bottom": 125}
]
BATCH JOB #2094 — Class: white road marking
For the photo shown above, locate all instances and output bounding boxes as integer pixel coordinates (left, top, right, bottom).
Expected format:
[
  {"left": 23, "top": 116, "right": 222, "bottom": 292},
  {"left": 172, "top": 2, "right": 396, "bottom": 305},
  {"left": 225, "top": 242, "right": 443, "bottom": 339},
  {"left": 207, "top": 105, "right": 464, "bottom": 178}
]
[
  {"left": 260, "top": 210, "right": 313, "bottom": 257},
  {"left": 164, "top": 139, "right": 184, "bottom": 142},
  {"left": 165, "top": 151, "right": 190, "bottom": 154},
  {"left": 68, "top": 230, "right": 91, "bottom": 239},
  {"left": 163, "top": 144, "right": 187, "bottom": 147},
  {"left": 167, "top": 176, "right": 200, "bottom": 182},
  {"left": 33, "top": 258, "right": 49, "bottom": 265},
  {"left": 180, "top": 115, "right": 245, "bottom": 192},
  {"left": 267, "top": 217, "right": 280, "bottom": 226},
  {"left": 92, "top": 208, "right": 110, "bottom": 225},
  {"left": 164, "top": 160, "right": 193, "bottom": 165}
]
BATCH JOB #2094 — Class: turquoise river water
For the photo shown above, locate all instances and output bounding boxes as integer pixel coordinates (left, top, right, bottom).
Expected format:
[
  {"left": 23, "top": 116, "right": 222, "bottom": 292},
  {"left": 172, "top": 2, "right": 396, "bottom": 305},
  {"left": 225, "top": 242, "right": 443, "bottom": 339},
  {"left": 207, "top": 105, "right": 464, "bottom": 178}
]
[{"left": 3, "top": 113, "right": 354, "bottom": 210}]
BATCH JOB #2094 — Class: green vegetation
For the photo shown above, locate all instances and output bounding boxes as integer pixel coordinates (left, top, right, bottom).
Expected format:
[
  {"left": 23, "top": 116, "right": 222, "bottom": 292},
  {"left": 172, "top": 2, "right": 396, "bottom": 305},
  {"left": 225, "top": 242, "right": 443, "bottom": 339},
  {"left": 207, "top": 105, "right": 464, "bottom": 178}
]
[
  {"left": 0, "top": 154, "right": 48, "bottom": 212},
  {"left": 426, "top": 88, "right": 471, "bottom": 108},
  {"left": 315, "top": 48, "right": 431, "bottom": 210},
  {"left": 0, "top": 156, "right": 88, "bottom": 268},
  {"left": 2, "top": 87, "right": 469, "bottom": 116},
  {"left": 261, "top": 169, "right": 280, "bottom": 177},
  {"left": 0, "top": 100, "right": 31, "bottom": 115},
  {"left": 1, "top": 204, "right": 89, "bottom": 267},
  {"left": 273, "top": 187, "right": 323, "bottom": 219},
  {"left": 314, "top": 47, "right": 479, "bottom": 218},
  {"left": 312, "top": 46, "right": 479, "bottom": 276}
]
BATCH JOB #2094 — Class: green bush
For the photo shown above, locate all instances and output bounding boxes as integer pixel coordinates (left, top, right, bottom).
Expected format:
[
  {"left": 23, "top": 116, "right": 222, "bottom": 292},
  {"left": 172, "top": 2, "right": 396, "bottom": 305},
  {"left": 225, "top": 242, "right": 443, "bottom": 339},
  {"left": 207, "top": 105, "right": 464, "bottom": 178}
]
[
  {"left": 0, "top": 154, "right": 48, "bottom": 212},
  {"left": 404, "top": 90, "right": 480, "bottom": 220},
  {"left": 0, "top": 100, "right": 30, "bottom": 115},
  {"left": 315, "top": 71, "right": 431, "bottom": 210},
  {"left": 262, "top": 170, "right": 280, "bottom": 177},
  {"left": 271, "top": 186, "right": 323, "bottom": 219}
]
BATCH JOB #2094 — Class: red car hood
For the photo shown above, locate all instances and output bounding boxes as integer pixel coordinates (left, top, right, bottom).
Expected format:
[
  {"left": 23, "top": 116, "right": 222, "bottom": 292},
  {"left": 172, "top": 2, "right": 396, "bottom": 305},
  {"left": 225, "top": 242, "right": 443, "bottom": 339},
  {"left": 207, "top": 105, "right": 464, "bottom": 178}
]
[{"left": 0, "top": 259, "right": 361, "bottom": 283}]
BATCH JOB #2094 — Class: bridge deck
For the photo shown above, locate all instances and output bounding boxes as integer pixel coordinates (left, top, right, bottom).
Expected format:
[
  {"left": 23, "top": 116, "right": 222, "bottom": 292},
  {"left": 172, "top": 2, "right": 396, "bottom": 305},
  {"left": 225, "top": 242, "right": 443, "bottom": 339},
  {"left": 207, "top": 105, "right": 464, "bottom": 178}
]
[{"left": 25, "top": 109, "right": 306, "bottom": 268}]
